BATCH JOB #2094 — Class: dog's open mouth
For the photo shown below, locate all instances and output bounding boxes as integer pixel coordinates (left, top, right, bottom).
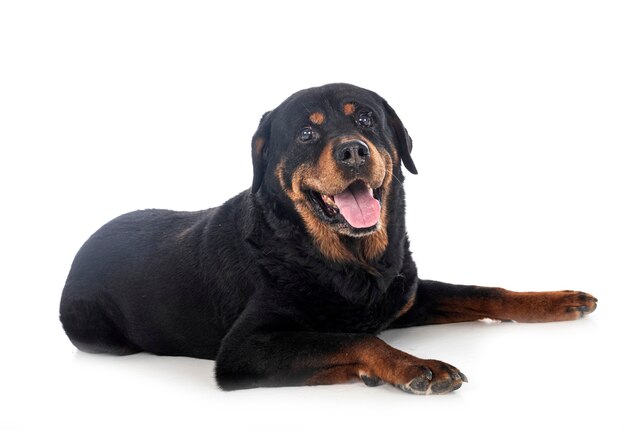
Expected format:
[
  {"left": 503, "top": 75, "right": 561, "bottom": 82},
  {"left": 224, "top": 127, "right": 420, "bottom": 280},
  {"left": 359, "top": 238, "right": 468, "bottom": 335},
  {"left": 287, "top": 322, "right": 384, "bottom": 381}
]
[{"left": 308, "top": 180, "right": 382, "bottom": 229}]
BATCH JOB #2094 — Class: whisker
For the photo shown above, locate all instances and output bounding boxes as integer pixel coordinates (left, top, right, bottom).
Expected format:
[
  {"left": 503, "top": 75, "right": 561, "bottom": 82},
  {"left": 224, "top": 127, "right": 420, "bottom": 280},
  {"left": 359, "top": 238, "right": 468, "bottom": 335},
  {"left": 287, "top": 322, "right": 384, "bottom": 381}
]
[{"left": 391, "top": 172, "right": 402, "bottom": 185}]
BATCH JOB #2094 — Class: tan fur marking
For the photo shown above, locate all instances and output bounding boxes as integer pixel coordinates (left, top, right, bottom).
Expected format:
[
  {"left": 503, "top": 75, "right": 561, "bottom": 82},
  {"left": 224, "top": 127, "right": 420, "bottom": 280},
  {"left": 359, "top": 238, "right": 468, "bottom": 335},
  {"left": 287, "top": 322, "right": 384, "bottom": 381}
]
[
  {"left": 343, "top": 103, "right": 356, "bottom": 116},
  {"left": 275, "top": 161, "right": 288, "bottom": 191},
  {"left": 304, "top": 142, "right": 346, "bottom": 195},
  {"left": 254, "top": 137, "right": 265, "bottom": 156},
  {"left": 388, "top": 143, "right": 399, "bottom": 165},
  {"left": 309, "top": 112, "right": 325, "bottom": 125},
  {"left": 425, "top": 289, "right": 598, "bottom": 324},
  {"left": 296, "top": 206, "right": 356, "bottom": 262},
  {"left": 304, "top": 136, "right": 386, "bottom": 195},
  {"left": 306, "top": 337, "right": 462, "bottom": 392},
  {"left": 276, "top": 160, "right": 355, "bottom": 263},
  {"left": 360, "top": 148, "right": 394, "bottom": 260},
  {"left": 395, "top": 292, "right": 416, "bottom": 319},
  {"left": 305, "top": 365, "right": 361, "bottom": 385},
  {"left": 276, "top": 140, "right": 395, "bottom": 263}
]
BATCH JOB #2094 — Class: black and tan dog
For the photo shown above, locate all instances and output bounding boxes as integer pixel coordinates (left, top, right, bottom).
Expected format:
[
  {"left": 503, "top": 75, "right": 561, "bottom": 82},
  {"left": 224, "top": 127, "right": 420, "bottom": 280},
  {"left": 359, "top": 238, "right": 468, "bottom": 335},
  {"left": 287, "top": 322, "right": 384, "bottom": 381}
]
[{"left": 60, "top": 83, "right": 597, "bottom": 394}]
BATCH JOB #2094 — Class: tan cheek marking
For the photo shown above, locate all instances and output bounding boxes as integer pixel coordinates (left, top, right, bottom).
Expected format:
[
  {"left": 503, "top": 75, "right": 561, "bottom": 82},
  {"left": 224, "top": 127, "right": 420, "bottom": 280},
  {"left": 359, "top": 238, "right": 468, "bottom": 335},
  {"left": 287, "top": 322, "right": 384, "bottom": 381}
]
[
  {"left": 306, "top": 136, "right": 385, "bottom": 196},
  {"left": 275, "top": 161, "right": 288, "bottom": 194},
  {"left": 343, "top": 103, "right": 356, "bottom": 116},
  {"left": 303, "top": 143, "right": 347, "bottom": 195},
  {"left": 275, "top": 142, "right": 394, "bottom": 263},
  {"left": 361, "top": 208, "right": 388, "bottom": 260},
  {"left": 280, "top": 162, "right": 355, "bottom": 263},
  {"left": 297, "top": 137, "right": 391, "bottom": 262},
  {"left": 361, "top": 150, "right": 394, "bottom": 260},
  {"left": 309, "top": 112, "right": 325, "bottom": 125},
  {"left": 296, "top": 203, "right": 355, "bottom": 263},
  {"left": 363, "top": 139, "right": 386, "bottom": 188},
  {"left": 276, "top": 161, "right": 306, "bottom": 202}
]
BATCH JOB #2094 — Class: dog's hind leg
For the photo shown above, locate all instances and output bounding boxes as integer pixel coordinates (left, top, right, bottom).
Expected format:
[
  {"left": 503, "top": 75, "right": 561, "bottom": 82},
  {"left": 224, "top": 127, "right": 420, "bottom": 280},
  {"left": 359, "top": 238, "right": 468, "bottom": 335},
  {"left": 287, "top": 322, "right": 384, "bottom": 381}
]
[
  {"left": 59, "top": 297, "right": 138, "bottom": 355},
  {"left": 392, "top": 280, "right": 597, "bottom": 327}
]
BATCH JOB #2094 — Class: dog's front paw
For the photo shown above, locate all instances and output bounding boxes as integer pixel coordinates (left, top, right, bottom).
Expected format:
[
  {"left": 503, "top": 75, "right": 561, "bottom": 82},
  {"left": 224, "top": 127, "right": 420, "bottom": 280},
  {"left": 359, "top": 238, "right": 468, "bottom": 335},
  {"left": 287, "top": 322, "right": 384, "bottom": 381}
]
[
  {"left": 561, "top": 291, "right": 598, "bottom": 319},
  {"left": 542, "top": 290, "right": 596, "bottom": 322},
  {"left": 361, "top": 357, "right": 467, "bottom": 394},
  {"left": 360, "top": 357, "right": 467, "bottom": 394},
  {"left": 395, "top": 360, "right": 467, "bottom": 395},
  {"left": 356, "top": 340, "right": 467, "bottom": 394},
  {"left": 507, "top": 290, "right": 598, "bottom": 323}
]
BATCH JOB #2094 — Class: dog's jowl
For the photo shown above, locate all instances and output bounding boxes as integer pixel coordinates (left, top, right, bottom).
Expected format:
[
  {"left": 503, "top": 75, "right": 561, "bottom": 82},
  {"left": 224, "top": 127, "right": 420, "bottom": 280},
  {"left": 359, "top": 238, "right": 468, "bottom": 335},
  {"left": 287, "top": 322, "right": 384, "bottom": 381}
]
[{"left": 59, "top": 83, "right": 597, "bottom": 394}]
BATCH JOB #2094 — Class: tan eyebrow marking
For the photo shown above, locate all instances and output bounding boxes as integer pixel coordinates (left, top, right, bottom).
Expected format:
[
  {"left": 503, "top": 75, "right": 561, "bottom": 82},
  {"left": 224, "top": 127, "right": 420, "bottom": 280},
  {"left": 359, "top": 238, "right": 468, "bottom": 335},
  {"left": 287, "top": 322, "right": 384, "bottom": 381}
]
[
  {"left": 343, "top": 103, "right": 356, "bottom": 116},
  {"left": 309, "top": 112, "right": 325, "bottom": 125}
]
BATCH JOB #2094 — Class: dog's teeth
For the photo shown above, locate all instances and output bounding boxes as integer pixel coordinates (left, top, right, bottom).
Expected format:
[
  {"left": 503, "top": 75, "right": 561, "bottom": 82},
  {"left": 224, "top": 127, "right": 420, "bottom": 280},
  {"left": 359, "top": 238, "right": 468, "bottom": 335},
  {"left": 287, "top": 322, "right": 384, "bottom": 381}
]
[{"left": 321, "top": 194, "right": 337, "bottom": 208}]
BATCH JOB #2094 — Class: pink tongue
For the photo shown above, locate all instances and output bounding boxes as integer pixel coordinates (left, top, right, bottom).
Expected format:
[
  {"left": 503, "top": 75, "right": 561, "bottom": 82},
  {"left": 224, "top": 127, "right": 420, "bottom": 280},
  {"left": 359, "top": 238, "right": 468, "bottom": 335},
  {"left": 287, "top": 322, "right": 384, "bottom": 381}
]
[{"left": 333, "top": 182, "right": 381, "bottom": 228}]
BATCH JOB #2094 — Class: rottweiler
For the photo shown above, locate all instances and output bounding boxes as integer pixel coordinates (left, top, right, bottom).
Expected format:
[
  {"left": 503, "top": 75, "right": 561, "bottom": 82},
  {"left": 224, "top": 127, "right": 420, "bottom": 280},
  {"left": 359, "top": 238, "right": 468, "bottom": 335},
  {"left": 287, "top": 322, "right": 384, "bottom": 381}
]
[{"left": 59, "top": 83, "right": 597, "bottom": 394}]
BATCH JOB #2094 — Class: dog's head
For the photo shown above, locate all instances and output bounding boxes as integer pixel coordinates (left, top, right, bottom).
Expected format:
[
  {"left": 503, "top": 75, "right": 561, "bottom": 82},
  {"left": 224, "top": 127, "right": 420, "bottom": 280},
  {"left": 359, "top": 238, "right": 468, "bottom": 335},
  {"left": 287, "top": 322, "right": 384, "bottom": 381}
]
[{"left": 251, "top": 83, "right": 417, "bottom": 262}]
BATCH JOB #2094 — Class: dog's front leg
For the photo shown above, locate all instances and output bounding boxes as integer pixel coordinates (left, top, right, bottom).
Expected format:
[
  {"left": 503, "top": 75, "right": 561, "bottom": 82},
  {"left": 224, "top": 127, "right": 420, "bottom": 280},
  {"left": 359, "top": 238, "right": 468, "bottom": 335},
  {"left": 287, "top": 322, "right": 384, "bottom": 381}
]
[
  {"left": 393, "top": 280, "right": 597, "bottom": 327},
  {"left": 214, "top": 306, "right": 467, "bottom": 394}
]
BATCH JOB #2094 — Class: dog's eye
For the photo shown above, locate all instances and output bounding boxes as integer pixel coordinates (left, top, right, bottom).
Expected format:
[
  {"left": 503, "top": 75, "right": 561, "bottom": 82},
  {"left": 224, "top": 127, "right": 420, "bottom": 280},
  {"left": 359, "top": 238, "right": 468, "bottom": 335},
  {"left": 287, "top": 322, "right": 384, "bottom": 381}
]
[
  {"left": 357, "top": 112, "right": 374, "bottom": 128},
  {"left": 299, "top": 127, "right": 314, "bottom": 142}
]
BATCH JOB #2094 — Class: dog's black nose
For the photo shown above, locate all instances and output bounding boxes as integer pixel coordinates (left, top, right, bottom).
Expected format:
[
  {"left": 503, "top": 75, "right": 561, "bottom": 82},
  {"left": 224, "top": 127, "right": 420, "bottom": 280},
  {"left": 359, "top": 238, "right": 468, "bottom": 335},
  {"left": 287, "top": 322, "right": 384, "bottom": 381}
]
[{"left": 334, "top": 140, "right": 370, "bottom": 168}]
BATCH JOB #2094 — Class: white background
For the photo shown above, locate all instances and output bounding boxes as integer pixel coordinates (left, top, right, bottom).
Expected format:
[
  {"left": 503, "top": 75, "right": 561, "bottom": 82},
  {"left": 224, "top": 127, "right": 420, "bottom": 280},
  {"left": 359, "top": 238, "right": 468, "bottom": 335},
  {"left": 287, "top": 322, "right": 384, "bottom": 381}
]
[{"left": 1, "top": 1, "right": 625, "bottom": 429}]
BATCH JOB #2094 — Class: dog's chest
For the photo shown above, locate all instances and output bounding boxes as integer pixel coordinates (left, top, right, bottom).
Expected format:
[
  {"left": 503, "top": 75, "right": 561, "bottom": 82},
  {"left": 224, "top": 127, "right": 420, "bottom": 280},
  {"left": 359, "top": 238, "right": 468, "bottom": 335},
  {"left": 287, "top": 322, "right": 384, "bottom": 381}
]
[
  {"left": 308, "top": 302, "right": 395, "bottom": 333},
  {"left": 295, "top": 275, "right": 414, "bottom": 333}
]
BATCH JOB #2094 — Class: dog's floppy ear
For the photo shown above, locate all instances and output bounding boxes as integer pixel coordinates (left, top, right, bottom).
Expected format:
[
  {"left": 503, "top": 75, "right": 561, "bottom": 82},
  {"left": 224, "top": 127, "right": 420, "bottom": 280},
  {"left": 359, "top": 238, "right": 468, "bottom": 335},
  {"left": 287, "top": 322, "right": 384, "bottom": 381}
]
[
  {"left": 382, "top": 99, "right": 418, "bottom": 175},
  {"left": 251, "top": 111, "right": 273, "bottom": 193}
]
